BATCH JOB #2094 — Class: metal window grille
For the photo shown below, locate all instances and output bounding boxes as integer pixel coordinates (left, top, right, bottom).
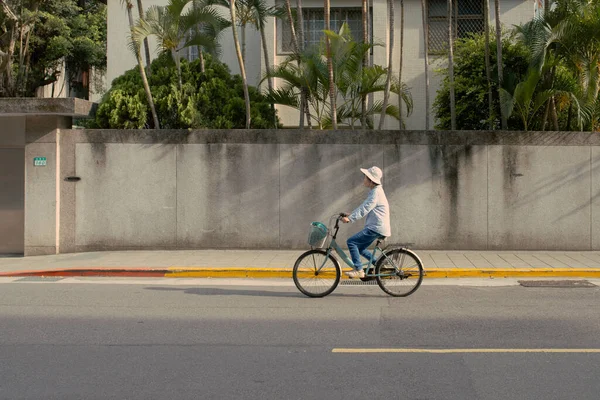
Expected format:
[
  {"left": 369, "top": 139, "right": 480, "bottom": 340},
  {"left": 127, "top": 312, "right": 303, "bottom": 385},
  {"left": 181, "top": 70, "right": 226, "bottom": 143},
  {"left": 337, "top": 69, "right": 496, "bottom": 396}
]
[
  {"left": 180, "top": 33, "right": 199, "bottom": 62},
  {"left": 280, "top": 8, "right": 369, "bottom": 53},
  {"left": 428, "top": 0, "right": 484, "bottom": 54}
]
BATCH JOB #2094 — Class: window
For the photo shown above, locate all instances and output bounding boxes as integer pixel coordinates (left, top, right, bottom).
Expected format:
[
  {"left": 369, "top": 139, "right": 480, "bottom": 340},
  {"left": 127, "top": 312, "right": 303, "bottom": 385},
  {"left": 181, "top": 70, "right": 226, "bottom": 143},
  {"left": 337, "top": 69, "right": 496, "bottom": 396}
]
[
  {"left": 428, "top": 0, "right": 484, "bottom": 54},
  {"left": 183, "top": 45, "right": 200, "bottom": 62},
  {"left": 279, "top": 8, "right": 370, "bottom": 54}
]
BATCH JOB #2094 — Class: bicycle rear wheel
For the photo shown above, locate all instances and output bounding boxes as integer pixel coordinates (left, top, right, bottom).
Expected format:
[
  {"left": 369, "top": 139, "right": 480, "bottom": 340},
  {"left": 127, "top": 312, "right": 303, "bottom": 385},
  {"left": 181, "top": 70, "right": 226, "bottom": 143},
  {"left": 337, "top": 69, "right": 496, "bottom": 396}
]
[
  {"left": 375, "top": 248, "right": 423, "bottom": 297},
  {"left": 293, "top": 249, "right": 340, "bottom": 298}
]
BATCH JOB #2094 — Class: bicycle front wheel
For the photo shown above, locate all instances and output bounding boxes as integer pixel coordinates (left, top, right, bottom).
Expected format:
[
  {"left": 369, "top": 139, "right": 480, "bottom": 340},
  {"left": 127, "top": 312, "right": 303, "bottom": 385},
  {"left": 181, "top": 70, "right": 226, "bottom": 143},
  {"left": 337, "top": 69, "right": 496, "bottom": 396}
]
[
  {"left": 293, "top": 249, "right": 340, "bottom": 298},
  {"left": 375, "top": 248, "right": 424, "bottom": 297}
]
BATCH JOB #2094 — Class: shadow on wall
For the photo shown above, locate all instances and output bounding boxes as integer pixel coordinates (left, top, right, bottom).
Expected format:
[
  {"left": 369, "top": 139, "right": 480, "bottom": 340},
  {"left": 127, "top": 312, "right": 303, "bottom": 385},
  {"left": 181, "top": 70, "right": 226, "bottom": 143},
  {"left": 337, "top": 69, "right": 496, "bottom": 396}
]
[{"left": 278, "top": 143, "right": 385, "bottom": 248}]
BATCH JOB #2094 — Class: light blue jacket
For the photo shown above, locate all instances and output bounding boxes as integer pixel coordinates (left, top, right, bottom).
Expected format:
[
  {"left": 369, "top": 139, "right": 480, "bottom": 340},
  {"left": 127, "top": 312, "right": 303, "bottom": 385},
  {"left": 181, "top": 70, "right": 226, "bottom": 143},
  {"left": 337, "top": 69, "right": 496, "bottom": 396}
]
[{"left": 348, "top": 185, "right": 391, "bottom": 237}]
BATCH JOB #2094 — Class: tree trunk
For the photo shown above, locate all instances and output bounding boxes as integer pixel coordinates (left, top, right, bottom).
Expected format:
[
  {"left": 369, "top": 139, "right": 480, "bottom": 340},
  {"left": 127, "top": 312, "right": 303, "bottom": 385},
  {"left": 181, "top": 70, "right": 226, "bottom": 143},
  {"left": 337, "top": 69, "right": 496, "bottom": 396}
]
[
  {"left": 21, "top": 3, "right": 39, "bottom": 96},
  {"left": 127, "top": 3, "right": 160, "bottom": 128},
  {"left": 542, "top": 100, "right": 550, "bottom": 131},
  {"left": 285, "top": 0, "right": 303, "bottom": 127},
  {"left": 566, "top": 101, "right": 573, "bottom": 131},
  {"left": 448, "top": 0, "right": 456, "bottom": 130},
  {"left": 199, "top": 51, "right": 205, "bottom": 73},
  {"left": 136, "top": 0, "right": 152, "bottom": 75},
  {"left": 172, "top": 49, "right": 183, "bottom": 91},
  {"left": 284, "top": 0, "right": 300, "bottom": 54},
  {"left": 1, "top": 28, "right": 17, "bottom": 96},
  {"left": 421, "top": 0, "right": 430, "bottom": 130},
  {"left": 494, "top": 0, "right": 506, "bottom": 129},
  {"left": 0, "top": 0, "right": 18, "bottom": 94},
  {"left": 296, "top": 0, "right": 305, "bottom": 49},
  {"left": 483, "top": 0, "right": 493, "bottom": 129},
  {"left": 241, "top": 23, "right": 247, "bottom": 63},
  {"left": 230, "top": 0, "right": 251, "bottom": 128},
  {"left": 362, "top": 0, "right": 368, "bottom": 129},
  {"left": 296, "top": 0, "right": 311, "bottom": 128},
  {"left": 551, "top": 96, "right": 559, "bottom": 131},
  {"left": 325, "top": 0, "right": 337, "bottom": 128},
  {"left": 398, "top": 0, "right": 404, "bottom": 129},
  {"left": 379, "top": 0, "right": 394, "bottom": 130},
  {"left": 260, "top": 24, "right": 277, "bottom": 128},
  {"left": 193, "top": 0, "right": 205, "bottom": 73}
]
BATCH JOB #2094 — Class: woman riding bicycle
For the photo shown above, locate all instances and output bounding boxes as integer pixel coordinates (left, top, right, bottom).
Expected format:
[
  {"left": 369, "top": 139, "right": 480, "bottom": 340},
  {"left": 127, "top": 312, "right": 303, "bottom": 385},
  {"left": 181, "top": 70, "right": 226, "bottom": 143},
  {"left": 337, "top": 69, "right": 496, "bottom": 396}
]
[{"left": 342, "top": 166, "right": 391, "bottom": 278}]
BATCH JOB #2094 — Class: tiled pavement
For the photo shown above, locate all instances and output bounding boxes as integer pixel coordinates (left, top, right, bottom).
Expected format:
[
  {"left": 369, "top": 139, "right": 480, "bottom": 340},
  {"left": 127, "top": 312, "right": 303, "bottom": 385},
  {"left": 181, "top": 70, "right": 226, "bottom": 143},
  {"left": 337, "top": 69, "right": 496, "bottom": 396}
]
[{"left": 2, "top": 250, "right": 600, "bottom": 274}]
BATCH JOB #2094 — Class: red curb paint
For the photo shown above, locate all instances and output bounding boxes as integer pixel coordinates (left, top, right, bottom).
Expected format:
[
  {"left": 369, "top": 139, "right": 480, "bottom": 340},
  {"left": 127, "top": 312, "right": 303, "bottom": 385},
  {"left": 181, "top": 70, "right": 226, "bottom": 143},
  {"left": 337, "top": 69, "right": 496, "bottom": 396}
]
[{"left": 0, "top": 269, "right": 168, "bottom": 278}]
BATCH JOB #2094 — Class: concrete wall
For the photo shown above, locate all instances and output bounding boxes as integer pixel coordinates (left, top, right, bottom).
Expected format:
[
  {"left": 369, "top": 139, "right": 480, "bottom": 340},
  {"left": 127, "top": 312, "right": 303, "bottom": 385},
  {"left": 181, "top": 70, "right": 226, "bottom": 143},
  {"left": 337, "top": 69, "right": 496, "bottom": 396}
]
[
  {"left": 0, "top": 118, "right": 26, "bottom": 254},
  {"left": 0, "top": 99, "right": 97, "bottom": 255},
  {"left": 47, "top": 129, "right": 600, "bottom": 253}
]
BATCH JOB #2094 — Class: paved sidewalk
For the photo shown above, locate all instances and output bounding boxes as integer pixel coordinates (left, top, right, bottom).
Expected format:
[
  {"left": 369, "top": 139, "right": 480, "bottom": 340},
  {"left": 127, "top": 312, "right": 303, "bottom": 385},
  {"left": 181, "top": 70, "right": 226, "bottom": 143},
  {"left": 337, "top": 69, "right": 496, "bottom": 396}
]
[{"left": 2, "top": 250, "right": 600, "bottom": 278}]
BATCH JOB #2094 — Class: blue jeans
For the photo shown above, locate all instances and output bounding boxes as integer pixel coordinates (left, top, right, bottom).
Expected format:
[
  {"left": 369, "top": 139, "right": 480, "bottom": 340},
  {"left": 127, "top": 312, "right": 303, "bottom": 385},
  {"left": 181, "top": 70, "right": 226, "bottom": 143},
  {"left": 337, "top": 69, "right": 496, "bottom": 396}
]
[{"left": 347, "top": 228, "right": 381, "bottom": 271}]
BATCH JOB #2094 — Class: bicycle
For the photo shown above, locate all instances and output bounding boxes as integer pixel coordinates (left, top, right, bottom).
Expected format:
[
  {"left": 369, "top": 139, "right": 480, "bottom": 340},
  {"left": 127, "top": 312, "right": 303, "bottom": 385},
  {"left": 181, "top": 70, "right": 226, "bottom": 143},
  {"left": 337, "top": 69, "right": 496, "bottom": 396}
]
[{"left": 292, "top": 213, "right": 424, "bottom": 298}]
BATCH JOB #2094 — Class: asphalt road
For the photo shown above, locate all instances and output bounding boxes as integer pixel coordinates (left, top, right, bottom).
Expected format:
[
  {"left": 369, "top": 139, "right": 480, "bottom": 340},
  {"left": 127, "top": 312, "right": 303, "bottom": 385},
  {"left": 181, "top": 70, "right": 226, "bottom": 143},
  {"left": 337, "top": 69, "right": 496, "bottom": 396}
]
[{"left": 1, "top": 278, "right": 599, "bottom": 400}]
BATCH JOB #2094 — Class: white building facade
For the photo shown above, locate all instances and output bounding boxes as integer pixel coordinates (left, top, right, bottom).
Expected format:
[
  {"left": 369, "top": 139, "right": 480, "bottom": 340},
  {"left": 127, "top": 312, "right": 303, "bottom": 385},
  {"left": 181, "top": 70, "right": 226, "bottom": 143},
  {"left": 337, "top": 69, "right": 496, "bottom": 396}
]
[{"left": 106, "top": 0, "right": 534, "bottom": 129}]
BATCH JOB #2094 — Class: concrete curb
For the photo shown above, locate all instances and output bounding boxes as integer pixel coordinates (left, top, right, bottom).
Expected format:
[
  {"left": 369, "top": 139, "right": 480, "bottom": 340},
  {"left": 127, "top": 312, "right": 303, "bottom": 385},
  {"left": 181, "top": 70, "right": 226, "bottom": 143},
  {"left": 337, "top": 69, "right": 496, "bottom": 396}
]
[{"left": 2, "top": 267, "right": 600, "bottom": 279}]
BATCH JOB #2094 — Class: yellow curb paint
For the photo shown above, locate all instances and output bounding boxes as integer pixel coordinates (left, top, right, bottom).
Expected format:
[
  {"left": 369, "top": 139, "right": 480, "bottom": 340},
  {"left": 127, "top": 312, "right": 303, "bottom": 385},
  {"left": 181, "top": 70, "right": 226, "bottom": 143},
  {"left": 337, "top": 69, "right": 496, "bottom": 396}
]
[
  {"left": 332, "top": 348, "right": 600, "bottom": 353},
  {"left": 425, "top": 268, "right": 600, "bottom": 278},
  {"left": 164, "top": 267, "right": 600, "bottom": 279},
  {"left": 166, "top": 267, "right": 293, "bottom": 278}
]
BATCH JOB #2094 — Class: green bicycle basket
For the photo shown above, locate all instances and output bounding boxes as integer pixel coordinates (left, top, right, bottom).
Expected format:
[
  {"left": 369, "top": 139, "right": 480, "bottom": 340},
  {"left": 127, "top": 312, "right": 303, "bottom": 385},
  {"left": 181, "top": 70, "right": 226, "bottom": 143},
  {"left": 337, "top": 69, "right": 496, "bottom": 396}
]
[{"left": 308, "top": 221, "right": 328, "bottom": 248}]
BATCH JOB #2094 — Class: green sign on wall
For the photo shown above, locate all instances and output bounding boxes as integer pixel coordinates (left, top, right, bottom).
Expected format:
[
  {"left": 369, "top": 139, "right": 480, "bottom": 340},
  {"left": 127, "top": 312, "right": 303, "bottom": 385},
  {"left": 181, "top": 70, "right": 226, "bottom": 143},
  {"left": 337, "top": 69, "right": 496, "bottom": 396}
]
[{"left": 33, "top": 157, "right": 47, "bottom": 167}]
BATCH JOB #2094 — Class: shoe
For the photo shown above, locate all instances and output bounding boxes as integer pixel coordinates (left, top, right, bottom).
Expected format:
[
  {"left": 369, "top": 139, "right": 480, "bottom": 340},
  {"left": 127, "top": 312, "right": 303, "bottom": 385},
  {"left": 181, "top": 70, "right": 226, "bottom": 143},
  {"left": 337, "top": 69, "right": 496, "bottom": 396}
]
[{"left": 345, "top": 269, "right": 365, "bottom": 279}]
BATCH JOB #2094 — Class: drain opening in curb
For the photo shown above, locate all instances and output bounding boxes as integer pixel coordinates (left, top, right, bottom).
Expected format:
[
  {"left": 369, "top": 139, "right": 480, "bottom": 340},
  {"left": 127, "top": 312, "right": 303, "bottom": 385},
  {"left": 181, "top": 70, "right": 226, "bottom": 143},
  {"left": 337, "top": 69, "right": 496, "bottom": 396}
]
[{"left": 518, "top": 280, "right": 597, "bottom": 288}]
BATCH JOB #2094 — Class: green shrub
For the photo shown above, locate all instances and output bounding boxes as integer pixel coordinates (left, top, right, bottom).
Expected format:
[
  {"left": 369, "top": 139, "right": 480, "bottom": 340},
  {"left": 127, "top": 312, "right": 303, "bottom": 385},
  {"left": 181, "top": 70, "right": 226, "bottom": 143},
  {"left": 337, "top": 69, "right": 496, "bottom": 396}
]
[
  {"left": 433, "top": 31, "right": 530, "bottom": 130},
  {"left": 91, "top": 53, "right": 279, "bottom": 129}
]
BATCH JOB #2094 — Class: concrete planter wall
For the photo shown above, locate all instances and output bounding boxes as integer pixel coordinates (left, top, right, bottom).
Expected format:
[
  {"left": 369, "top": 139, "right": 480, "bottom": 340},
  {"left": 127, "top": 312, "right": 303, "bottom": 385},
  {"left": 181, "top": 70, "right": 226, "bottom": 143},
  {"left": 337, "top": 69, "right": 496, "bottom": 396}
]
[{"left": 26, "top": 129, "right": 600, "bottom": 255}]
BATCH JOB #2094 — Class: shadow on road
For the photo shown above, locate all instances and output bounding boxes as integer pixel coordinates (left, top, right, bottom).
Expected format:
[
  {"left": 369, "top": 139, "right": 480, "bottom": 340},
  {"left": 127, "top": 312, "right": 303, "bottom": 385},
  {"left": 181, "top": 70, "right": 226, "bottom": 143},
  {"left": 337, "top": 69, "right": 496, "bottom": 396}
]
[
  {"left": 144, "top": 286, "right": 386, "bottom": 298},
  {"left": 144, "top": 286, "right": 302, "bottom": 298}
]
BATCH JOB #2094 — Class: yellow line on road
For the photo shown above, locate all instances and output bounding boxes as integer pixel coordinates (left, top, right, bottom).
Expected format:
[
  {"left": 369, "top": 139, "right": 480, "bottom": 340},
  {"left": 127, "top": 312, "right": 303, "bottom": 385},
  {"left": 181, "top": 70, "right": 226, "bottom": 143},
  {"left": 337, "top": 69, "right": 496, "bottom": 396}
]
[{"left": 332, "top": 348, "right": 600, "bottom": 353}]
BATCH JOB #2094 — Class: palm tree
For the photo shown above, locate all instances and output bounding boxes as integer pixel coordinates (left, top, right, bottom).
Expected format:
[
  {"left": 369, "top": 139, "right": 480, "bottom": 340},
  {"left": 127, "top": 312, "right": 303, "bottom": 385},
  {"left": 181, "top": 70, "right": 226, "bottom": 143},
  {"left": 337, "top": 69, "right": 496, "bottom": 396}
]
[
  {"left": 133, "top": 0, "right": 223, "bottom": 91},
  {"left": 421, "top": 0, "right": 430, "bottom": 130},
  {"left": 209, "top": 0, "right": 252, "bottom": 62},
  {"left": 483, "top": 0, "right": 493, "bottom": 129},
  {"left": 447, "top": 0, "right": 456, "bottom": 130},
  {"left": 192, "top": 0, "right": 206, "bottom": 73},
  {"left": 248, "top": 0, "right": 284, "bottom": 127},
  {"left": 378, "top": 0, "right": 394, "bottom": 130},
  {"left": 516, "top": 0, "right": 600, "bottom": 131},
  {"left": 398, "top": 0, "right": 405, "bottom": 129},
  {"left": 122, "top": 0, "right": 160, "bottom": 128},
  {"left": 282, "top": 0, "right": 304, "bottom": 127},
  {"left": 324, "top": 0, "right": 337, "bottom": 128},
  {"left": 230, "top": 0, "right": 251, "bottom": 128},
  {"left": 494, "top": 0, "right": 507, "bottom": 129},
  {"left": 498, "top": 66, "right": 583, "bottom": 131},
  {"left": 264, "top": 23, "right": 412, "bottom": 129},
  {"left": 136, "top": 0, "right": 152, "bottom": 74},
  {"left": 362, "top": 0, "right": 369, "bottom": 129},
  {"left": 296, "top": 0, "right": 311, "bottom": 127}
]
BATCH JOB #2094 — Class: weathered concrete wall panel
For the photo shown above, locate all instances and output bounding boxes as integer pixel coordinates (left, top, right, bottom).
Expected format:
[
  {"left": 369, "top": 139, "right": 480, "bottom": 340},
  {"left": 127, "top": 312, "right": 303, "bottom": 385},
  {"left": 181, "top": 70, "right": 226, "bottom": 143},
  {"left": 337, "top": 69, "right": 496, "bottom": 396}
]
[
  {"left": 384, "top": 145, "right": 488, "bottom": 249},
  {"left": 591, "top": 148, "right": 600, "bottom": 250},
  {"left": 0, "top": 149, "right": 25, "bottom": 254},
  {"left": 75, "top": 144, "right": 177, "bottom": 249},
  {"left": 14, "top": 129, "right": 600, "bottom": 253},
  {"left": 279, "top": 144, "right": 384, "bottom": 248},
  {"left": 488, "top": 146, "right": 591, "bottom": 250},
  {"left": 0, "top": 117, "right": 26, "bottom": 147},
  {"left": 24, "top": 143, "right": 56, "bottom": 254},
  {"left": 176, "top": 144, "right": 280, "bottom": 248}
]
